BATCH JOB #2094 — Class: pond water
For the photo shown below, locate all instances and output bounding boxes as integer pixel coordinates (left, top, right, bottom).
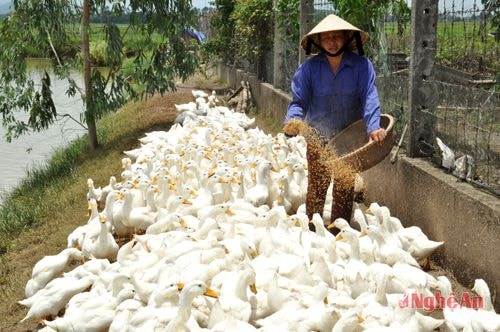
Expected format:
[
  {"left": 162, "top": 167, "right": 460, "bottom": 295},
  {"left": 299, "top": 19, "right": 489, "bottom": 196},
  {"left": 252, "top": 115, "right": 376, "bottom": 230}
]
[{"left": 0, "top": 59, "right": 87, "bottom": 200}]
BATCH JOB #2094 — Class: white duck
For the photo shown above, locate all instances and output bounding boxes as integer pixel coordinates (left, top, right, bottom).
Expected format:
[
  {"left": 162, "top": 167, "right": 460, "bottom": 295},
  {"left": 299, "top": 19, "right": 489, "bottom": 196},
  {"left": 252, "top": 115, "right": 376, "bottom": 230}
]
[
  {"left": 352, "top": 272, "right": 395, "bottom": 327},
  {"left": 289, "top": 162, "right": 307, "bottom": 207},
  {"left": 120, "top": 189, "right": 158, "bottom": 231},
  {"left": 85, "top": 214, "right": 119, "bottom": 261},
  {"left": 181, "top": 182, "right": 215, "bottom": 216},
  {"left": 245, "top": 159, "right": 273, "bottom": 207},
  {"left": 86, "top": 178, "right": 102, "bottom": 203},
  {"left": 208, "top": 268, "right": 257, "bottom": 328},
  {"left": 332, "top": 310, "right": 365, "bottom": 332},
  {"left": 437, "top": 276, "right": 479, "bottom": 331},
  {"left": 398, "top": 224, "right": 445, "bottom": 262},
  {"left": 83, "top": 198, "right": 110, "bottom": 240},
  {"left": 62, "top": 258, "right": 110, "bottom": 280},
  {"left": 120, "top": 157, "right": 134, "bottom": 181},
  {"left": 207, "top": 90, "right": 219, "bottom": 108},
  {"left": 112, "top": 189, "right": 135, "bottom": 238},
  {"left": 436, "top": 137, "right": 455, "bottom": 170},
  {"left": 147, "top": 281, "right": 181, "bottom": 308},
  {"left": 42, "top": 288, "right": 136, "bottom": 331},
  {"left": 364, "top": 224, "right": 420, "bottom": 267},
  {"left": 332, "top": 214, "right": 376, "bottom": 264},
  {"left": 471, "top": 278, "right": 500, "bottom": 331},
  {"left": 380, "top": 210, "right": 444, "bottom": 260},
  {"left": 275, "top": 173, "right": 293, "bottom": 214},
  {"left": 99, "top": 176, "right": 118, "bottom": 204},
  {"left": 126, "top": 281, "right": 180, "bottom": 330},
  {"left": 160, "top": 280, "right": 219, "bottom": 332},
  {"left": 145, "top": 209, "right": 180, "bottom": 235},
  {"left": 371, "top": 205, "right": 403, "bottom": 249},
  {"left": 101, "top": 189, "right": 118, "bottom": 226},
  {"left": 255, "top": 282, "right": 334, "bottom": 331},
  {"left": 175, "top": 101, "right": 198, "bottom": 113},
  {"left": 336, "top": 228, "right": 370, "bottom": 299},
  {"left": 197, "top": 202, "right": 234, "bottom": 224},
  {"left": 109, "top": 295, "right": 144, "bottom": 332},
  {"left": 20, "top": 275, "right": 96, "bottom": 323},
  {"left": 246, "top": 271, "right": 289, "bottom": 321},
  {"left": 24, "top": 248, "right": 85, "bottom": 298},
  {"left": 192, "top": 89, "right": 209, "bottom": 98},
  {"left": 308, "top": 248, "right": 335, "bottom": 288}
]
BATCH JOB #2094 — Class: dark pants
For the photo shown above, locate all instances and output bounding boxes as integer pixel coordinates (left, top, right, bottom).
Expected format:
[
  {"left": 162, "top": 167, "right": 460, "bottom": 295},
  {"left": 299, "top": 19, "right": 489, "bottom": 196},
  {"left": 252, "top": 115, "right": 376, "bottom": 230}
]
[{"left": 305, "top": 142, "right": 355, "bottom": 229}]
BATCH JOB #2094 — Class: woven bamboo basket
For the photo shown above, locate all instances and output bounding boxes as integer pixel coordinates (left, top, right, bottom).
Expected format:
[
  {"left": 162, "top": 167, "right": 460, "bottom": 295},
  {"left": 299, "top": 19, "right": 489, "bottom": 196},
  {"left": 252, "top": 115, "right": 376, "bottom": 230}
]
[{"left": 327, "top": 114, "right": 395, "bottom": 172}]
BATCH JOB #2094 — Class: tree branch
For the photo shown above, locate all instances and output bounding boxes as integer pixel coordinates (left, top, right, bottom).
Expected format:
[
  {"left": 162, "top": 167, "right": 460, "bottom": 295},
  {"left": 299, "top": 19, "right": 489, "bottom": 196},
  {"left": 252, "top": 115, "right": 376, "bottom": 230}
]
[
  {"left": 68, "top": 77, "right": 85, "bottom": 97},
  {"left": 56, "top": 113, "right": 88, "bottom": 130},
  {"left": 46, "top": 30, "right": 86, "bottom": 99},
  {"left": 46, "top": 29, "right": 63, "bottom": 67}
]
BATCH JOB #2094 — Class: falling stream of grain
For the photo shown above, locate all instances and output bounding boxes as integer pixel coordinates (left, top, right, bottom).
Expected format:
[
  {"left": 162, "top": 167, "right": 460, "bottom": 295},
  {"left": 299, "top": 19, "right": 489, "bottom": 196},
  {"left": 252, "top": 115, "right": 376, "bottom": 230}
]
[{"left": 284, "top": 118, "right": 362, "bottom": 201}]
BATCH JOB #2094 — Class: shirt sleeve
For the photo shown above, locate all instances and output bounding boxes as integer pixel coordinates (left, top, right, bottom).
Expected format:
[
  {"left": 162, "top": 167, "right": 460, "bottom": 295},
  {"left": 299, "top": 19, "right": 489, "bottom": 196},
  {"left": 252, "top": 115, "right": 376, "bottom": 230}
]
[
  {"left": 284, "top": 63, "right": 311, "bottom": 124},
  {"left": 359, "top": 58, "right": 381, "bottom": 134}
]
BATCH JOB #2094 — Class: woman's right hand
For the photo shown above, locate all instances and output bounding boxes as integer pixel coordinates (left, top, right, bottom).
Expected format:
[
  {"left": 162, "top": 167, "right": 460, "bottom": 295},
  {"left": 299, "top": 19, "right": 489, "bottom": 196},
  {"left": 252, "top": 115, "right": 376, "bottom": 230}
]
[{"left": 370, "top": 128, "right": 387, "bottom": 145}]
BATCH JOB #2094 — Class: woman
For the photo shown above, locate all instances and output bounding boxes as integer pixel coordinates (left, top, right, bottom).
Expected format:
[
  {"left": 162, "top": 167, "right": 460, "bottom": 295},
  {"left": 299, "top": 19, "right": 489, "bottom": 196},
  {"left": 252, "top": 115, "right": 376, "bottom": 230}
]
[{"left": 283, "top": 14, "right": 386, "bottom": 230}]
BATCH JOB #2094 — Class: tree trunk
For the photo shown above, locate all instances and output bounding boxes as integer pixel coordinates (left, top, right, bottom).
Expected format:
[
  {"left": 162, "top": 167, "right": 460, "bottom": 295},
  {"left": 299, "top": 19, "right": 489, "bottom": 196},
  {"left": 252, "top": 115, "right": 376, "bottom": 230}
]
[{"left": 82, "top": 0, "right": 98, "bottom": 149}]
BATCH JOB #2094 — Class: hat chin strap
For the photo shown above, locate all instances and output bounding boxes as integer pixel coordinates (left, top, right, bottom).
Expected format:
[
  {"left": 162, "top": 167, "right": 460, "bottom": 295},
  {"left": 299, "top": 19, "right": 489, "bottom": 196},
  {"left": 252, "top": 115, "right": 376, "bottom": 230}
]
[{"left": 306, "top": 31, "right": 364, "bottom": 57}]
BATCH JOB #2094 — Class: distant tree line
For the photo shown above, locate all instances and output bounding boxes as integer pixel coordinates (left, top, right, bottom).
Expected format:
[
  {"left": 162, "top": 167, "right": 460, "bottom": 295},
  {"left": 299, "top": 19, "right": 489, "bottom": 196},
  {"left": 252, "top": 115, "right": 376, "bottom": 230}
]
[
  {"left": 0, "top": 7, "right": 213, "bottom": 24},
  {"left": 89, "top": 7, "right": 214, "bottom": 24},
  {"left": 89, "top": 8, "right": 130, "bottom": 24}
]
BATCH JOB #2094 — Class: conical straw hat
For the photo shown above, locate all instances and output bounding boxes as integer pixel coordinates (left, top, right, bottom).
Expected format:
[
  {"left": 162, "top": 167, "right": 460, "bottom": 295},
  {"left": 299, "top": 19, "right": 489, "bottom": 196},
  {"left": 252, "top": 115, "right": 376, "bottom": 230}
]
[{"left": 300, "top": 14, "right": 368, "bottom": 54}]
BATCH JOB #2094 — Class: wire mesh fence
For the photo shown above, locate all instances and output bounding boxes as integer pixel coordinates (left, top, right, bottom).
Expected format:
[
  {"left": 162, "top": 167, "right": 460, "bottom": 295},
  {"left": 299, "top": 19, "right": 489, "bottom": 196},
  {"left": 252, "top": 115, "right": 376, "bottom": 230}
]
[
  {"left": 437, "top": 0, "right": 498, "bottom": 74},
  {"left": 198, "top": 0, "right": 499, "bottom": 195},
  {"left": 426, "top": 1, "right": 498, "bottom": 195},
  {"left": 432, "top": 82, "right": 499, "bottom": 194},
  {"left": 313, "top": 0, "right": 335, "bottom": 22}
]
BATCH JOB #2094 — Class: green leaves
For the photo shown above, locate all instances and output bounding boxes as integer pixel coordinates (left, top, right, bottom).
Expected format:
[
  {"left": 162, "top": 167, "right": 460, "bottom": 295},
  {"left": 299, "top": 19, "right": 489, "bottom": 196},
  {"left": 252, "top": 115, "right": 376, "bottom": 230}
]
[
  {"left": 332, "top": 0, "right": 410, "bottom": 62},
  {"left": 204, "top": 0, "right": 236, "bottom": 64},
  {"left": 0, "top": 0, "right": 199, "bottom": 148},
  {"left": 276, "top": 0, "right": 299, "bottom": 41},
  {"left": 231, "top": 0, "right": 273, "bottom": 78},
  {"left": 0, "top": 70, "right": 56, "bottom": 142},
  {"left": 104, "top": 23, "right": 123, "bottom": 65},
  {"left": 28, "top": 71, "right": 57, "bottom": 131}
]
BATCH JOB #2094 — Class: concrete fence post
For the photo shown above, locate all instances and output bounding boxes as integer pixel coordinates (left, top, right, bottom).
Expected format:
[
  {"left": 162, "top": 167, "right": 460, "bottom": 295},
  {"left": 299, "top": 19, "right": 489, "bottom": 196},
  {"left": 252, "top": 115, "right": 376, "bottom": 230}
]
[
  {"left": 273, "top": 0, "right": 285, "bottom": 89},
  {"left": 407, "top": 0, "right": 438, "bottom": 157},
  {"left": 299, "top": 0, "right": 314, "bottom": 65}
]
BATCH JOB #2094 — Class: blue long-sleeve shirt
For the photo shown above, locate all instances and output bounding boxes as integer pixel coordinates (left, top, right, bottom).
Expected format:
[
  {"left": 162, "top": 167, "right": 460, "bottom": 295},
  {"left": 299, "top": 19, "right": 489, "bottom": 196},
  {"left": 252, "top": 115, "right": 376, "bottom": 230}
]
[{"left": 285, "top": 51, "right": 381, "bottom": 139}]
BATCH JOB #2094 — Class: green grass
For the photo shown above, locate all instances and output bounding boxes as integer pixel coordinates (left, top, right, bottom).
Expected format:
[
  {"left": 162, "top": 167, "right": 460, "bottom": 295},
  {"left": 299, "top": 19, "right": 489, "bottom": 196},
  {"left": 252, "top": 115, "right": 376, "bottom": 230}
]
[
  {"left": 23, "top": 23, "right": 162, "bottom": 63},
  {"left": 384, "top": 21, "right": 498, "bottom": 73}
]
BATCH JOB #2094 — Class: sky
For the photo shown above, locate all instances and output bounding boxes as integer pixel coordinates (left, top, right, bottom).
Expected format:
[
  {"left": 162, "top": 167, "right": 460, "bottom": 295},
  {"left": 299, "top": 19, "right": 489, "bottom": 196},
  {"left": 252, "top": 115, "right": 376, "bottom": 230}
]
[
  {"left": 192, "top": 0, "right": 212, "bottom": 9},
  {"left": 409, "top": 0, "right": 483, "bottom": 10}
]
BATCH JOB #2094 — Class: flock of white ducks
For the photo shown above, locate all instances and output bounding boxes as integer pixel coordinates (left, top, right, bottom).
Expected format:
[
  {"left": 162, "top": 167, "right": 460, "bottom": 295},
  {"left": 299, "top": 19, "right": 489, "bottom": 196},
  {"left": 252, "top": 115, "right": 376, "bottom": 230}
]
[{"left": 19, "top": 89, "right": 499, "bottom": 331}]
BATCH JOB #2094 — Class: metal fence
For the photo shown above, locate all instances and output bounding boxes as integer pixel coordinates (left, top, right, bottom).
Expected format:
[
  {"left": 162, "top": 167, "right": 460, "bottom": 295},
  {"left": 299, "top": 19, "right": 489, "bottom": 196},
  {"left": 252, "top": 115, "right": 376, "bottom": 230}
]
[
  {"left": 198, "top": 0, "right": 499, "bottom": 195},
  {"left": 422, "top": 1, "right": 498, "bottom": 195}
]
